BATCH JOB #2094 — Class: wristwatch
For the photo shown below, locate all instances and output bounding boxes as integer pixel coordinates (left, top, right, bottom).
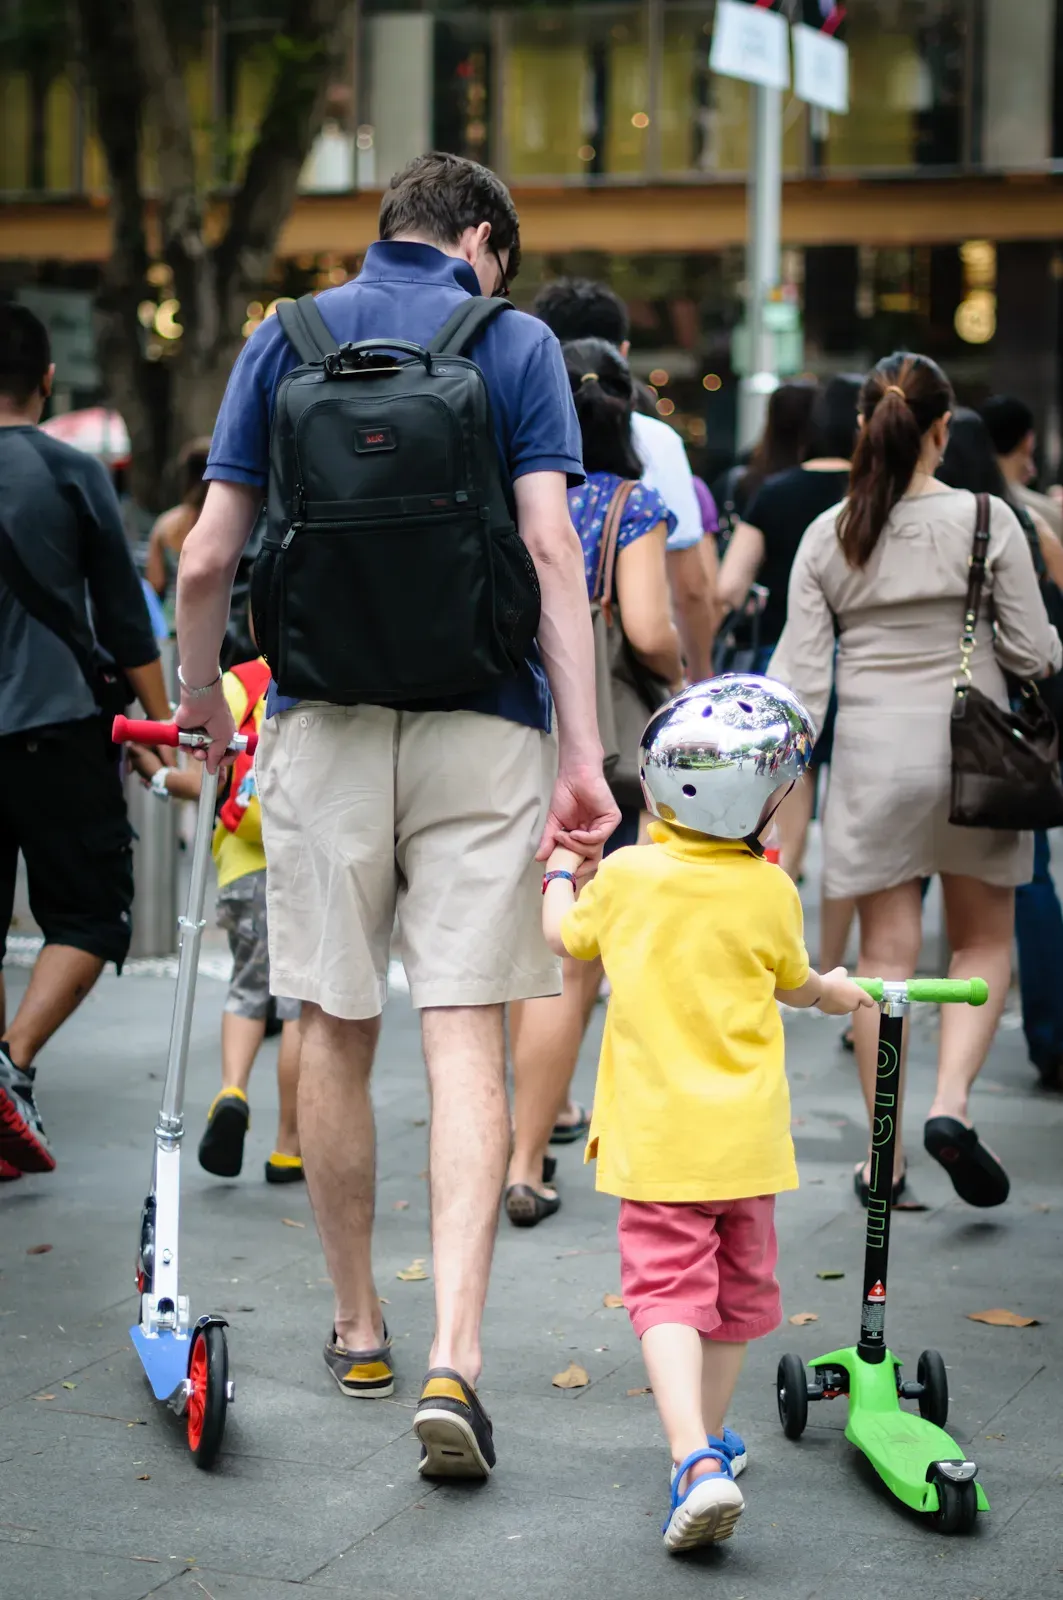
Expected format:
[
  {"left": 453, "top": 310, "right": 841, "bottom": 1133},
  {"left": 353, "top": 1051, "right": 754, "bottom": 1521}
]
[
  {"left": 150, "top": 767, "right": 171, "bottom": 803},
  {"left": 177, "top": 664, "right": 222, "bottom": 698}
]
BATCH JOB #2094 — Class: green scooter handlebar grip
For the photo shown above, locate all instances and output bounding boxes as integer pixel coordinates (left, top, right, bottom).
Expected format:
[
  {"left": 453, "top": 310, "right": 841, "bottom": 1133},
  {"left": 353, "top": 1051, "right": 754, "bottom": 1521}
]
[{"left": 855, "top": 977, "right": 988, "bottom": 1006}]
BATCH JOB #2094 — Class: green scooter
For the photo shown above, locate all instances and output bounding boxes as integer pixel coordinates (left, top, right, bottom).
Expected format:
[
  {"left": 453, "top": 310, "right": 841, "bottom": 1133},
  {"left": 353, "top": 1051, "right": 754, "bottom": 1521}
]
[{"left": 776, "top": 977, "right": 990, "bottom": 1535}]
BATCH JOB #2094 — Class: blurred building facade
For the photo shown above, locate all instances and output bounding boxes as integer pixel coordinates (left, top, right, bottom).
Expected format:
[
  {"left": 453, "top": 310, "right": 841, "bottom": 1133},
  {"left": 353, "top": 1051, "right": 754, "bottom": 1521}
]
[{"left": 2, "top": 0, "right": 1062, "bottom": 473}]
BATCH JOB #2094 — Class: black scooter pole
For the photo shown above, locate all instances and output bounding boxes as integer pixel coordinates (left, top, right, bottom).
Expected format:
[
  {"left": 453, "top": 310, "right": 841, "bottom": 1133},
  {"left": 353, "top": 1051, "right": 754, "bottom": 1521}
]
[{"left": 857, "top": 994, "right": 908, "bottom": 1364}]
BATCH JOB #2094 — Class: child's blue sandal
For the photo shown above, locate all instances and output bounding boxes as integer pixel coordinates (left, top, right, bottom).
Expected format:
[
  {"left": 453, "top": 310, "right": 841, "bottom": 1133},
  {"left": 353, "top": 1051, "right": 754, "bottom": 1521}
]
[
  {"left": 669, "top": 1426, "right": 748, "bottom": 1486},
  {"left": 663, "top": 1446, "right": 745, "bottom": 1552}
]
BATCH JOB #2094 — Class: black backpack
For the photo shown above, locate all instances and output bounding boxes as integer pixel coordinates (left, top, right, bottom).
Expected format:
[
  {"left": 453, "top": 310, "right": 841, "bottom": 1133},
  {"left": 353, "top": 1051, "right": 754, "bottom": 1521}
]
[{"left": 251, "top": 293, "right": 541, "bottom": 705}]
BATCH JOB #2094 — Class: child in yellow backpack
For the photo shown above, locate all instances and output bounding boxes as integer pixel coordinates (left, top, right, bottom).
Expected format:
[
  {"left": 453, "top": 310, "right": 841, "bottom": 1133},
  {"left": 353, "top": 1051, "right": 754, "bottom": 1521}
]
[{"left": 133, "top": 657, "right": 302, "bottom": 1184}]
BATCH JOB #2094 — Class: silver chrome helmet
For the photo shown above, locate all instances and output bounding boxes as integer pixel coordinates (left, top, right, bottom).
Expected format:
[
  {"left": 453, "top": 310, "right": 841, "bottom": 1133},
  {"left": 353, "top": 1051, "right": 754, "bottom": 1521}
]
[{"left": 639, "top": 675, "right": 817, "bottom": 841}]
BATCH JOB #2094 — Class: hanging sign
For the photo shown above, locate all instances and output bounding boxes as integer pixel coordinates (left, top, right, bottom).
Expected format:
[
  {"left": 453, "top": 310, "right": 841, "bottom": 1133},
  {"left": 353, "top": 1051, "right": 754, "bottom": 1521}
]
[{"left": 710, "top": 0, "right": 790, "bottom": 92}]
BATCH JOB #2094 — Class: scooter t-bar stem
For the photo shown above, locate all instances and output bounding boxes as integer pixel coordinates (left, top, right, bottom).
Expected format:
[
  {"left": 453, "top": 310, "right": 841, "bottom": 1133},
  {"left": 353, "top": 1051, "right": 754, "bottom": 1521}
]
[{"left": 111, "top": 716, "right": 257, "bottom": 757}]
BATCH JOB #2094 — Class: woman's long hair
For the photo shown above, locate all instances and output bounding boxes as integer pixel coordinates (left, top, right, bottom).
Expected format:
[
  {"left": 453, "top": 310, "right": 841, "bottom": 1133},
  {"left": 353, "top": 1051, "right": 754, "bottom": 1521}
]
[
  {"left": 743, "top": 379, "right": 817, "bottom": 498},
  {"left": 562, "top": 338, "right": 642, "bottom": 479},
  {"left": 837, "top": 353, "right": 953, "bottom": 568},
  {"left": 179, "top": 436, "right": 212, "bottom": 514}
]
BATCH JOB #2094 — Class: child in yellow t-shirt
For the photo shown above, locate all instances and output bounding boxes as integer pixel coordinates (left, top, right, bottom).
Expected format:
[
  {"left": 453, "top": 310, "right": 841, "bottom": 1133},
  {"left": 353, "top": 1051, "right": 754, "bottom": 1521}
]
[
  {"left": 134, "top": 658, "right": 302, "bottom": 1185},
  {"left": 541, "top": 676, "right": 874, "bottom": 1555}
]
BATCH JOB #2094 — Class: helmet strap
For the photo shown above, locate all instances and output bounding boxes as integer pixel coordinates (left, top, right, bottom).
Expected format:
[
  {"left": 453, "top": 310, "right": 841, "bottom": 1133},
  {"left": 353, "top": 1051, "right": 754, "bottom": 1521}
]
[{"left": 742, "top": 782, "right": 795, "bottom": 853}]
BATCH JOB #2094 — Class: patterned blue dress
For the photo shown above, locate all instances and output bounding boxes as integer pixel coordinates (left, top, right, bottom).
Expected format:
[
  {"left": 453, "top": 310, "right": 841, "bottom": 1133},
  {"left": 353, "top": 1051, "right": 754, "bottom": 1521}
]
[{"left": 568, "top": 473, "right": 677, "bottom": 599}]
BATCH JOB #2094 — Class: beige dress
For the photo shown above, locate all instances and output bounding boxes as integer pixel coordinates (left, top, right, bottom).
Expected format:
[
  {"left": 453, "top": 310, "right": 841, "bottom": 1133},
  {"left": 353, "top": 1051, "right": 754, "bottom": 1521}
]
[{"left": 769, "top": 487, "right": 1063, "bottom": 899}]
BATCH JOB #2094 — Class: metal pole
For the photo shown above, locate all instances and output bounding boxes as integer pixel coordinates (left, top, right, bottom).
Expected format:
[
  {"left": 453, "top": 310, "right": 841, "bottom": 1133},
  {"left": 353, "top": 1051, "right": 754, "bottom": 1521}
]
[{"left": 738, "top": 82, "right": 783, "bottom": 450}]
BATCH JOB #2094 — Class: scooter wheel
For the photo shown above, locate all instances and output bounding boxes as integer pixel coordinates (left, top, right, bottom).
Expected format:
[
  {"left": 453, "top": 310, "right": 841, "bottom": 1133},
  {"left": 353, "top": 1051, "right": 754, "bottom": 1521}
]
[
  {"left": 777, "top": 1352, "right": 809, "bottom": 1439},
  {"left": 187, "top": 1323, "right": 228, "bottom": 1469},
  {"left": 932, "top": 1475, "right": 977, "bottom": 1535},
  {"left": 917, "top": 1349, "right": 949, "bottom": 1429}
]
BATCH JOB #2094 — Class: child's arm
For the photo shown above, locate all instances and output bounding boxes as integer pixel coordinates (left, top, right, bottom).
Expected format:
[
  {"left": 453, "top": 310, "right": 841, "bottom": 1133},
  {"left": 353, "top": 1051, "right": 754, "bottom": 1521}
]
[
  {"left": 541, "top": 846, "right": 584, "bottom": 957},
  {"left": 777, "top": 966, "right": 877, "bottom": 1017},
  {"left": 128, "top": 745, "right": 204, "bottom": 803}
]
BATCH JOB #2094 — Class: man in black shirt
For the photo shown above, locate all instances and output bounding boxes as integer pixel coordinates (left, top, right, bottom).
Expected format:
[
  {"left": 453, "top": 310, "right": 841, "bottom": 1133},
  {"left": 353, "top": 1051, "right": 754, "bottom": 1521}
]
[{"left": 0, "top": 304, "right": 170, "bottom": 1178}]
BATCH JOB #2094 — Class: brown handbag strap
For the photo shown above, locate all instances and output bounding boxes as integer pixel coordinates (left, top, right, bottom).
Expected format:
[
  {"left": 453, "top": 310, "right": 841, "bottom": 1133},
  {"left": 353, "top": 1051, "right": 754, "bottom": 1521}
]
[
  {"left": 958, "top": 492, "right": 991, "bottom": 684},
  {"left": 593, "top": 479, "right": 636, "bottom": 622}
]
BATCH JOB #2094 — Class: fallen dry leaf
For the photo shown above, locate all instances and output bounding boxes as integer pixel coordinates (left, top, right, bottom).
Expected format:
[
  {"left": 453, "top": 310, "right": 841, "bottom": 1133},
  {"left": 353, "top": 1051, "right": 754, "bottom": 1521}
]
[
  {"left": 137, "top": 1474, "right": 151, "bottom": 1481},
  {"left": 602, "top": 1293, "right": 625, "bottom": 1309},
  {"left": 788, "top": 1312, "right": 819, "bottom": 1326},
  {"left": 281, "top": 1218, "right": 305, "bottom": 1229},
  {"left": 378, "top": 1296, "right": 390, "bottom": 1305},
  {"left": 893, "top": 1199, "right": 929, "bottom": 1212},
  {"left": 33, "top": 1394, "right": 55, "bottom": 1402},
  {"left": 552, "top": 1362, "right": 590, "bottom": 1390},
  {"left": 626, "top": 1386, "right": 652, "bottom": 1397},
  {"left": 967, "top": 1308, "right": 1041, "bottom": 1328},
  {"left": 26, "top": 1244, "right": 52, "bottom": 1256},
  {"left": 60, "top": 1382, "right": 76, "bottom": 1390},
  {"left": 418, "top": 1169, "right": 428, "bottom": 1180},
  {"left": 411, "top": 1118, "right": 427, "bottom": 1128},
  {"left": 1031, "top": 1203, "right": 1052, "bottom": 1213},
  {"left": 816, "top": 1271, "right": 844, "bottom": 1281},
  {"left": 984, "top": 1432, "right": 1006, "bottom": 1440},
  {"left": 393, "top": 1200, "right": 410, "bottom": 1211},
  {"left": 397, "top": 1258, "right": 428, "bottom": 1282}
]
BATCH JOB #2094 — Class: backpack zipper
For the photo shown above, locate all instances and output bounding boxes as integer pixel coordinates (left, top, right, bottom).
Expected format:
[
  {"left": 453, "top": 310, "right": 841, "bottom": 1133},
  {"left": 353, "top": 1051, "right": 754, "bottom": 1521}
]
[{"left": 280, "top": 479, "right": 306, "bottom": 549}]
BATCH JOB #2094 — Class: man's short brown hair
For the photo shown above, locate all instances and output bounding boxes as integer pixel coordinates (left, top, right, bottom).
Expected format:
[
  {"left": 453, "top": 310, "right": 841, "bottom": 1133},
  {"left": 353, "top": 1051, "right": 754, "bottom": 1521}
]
[{"left": 379, "top": 152, "right": 521, "bottom": 281}]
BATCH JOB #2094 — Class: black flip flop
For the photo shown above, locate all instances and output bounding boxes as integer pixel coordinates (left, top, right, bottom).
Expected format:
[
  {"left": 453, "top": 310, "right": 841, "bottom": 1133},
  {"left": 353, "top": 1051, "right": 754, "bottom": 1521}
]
[
  {"left": 549, "top": 1104, "right": 590, "bottom": 1145},
  {"left": 505, "top": 1184, "right": 560, "bottom": 1228},
  {"left": 853, "top": 1162, "right": 907, "bottom": 1209},
  {"left": 923, "top": 1117, "right": 1010, "bottom": 1208}
]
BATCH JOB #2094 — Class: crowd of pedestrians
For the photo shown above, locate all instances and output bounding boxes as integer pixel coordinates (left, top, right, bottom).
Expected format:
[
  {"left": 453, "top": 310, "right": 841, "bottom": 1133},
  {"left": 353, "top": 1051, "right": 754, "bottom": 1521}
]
[{"left": 3, "top": 149, "right": 1063, "bottom": 1556}]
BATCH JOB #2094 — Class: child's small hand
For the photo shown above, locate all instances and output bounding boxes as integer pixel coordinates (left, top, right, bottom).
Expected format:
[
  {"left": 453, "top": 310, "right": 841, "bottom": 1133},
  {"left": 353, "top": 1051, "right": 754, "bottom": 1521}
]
[{"left": 816, "top": 967, "right": 876, "bottom": 1017}]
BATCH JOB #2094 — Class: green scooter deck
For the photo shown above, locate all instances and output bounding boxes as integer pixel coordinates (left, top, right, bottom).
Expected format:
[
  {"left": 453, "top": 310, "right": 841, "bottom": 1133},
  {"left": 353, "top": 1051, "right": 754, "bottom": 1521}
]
[{"left": 812, "top": 1347, "right": 990, "bottom": 1515}]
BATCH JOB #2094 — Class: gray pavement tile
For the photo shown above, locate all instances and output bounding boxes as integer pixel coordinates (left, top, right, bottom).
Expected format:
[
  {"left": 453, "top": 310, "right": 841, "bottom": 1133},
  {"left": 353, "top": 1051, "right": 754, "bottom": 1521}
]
[
  {"left": 158, "top": 1573, "right": 315, "bottom": 1598},
  {"left": 3, "top": 1432, "right": 430, "bottom": 1581},
  {"left": 0, "top": 1541, "right": 178, "bottom": 1600}
]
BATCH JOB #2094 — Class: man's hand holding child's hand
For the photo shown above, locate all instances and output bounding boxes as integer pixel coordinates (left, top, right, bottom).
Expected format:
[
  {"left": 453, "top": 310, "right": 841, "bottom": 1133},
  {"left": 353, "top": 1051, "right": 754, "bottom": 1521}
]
[{"left": 815, "top": 968, "right": 877, "bottom": 1017}]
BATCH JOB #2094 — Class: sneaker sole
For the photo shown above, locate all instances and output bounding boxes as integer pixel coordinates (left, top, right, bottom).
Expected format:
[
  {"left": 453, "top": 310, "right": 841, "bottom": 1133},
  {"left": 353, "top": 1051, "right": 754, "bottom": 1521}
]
[
  {"left": 324, "top": 1361, "right": 394, "bottom": 1400},
  {"left": 415, "top": 1408, "right": 492, "bottom": 1479},
  {"left": 664, "top": 1482, "right": 744, "bottom": 1553},
  {"left": 198, "top": 1103, "right": 249, "bottom": 1178},
  {"left": 0, "top": 1086, "right": 55, "bottom": 1173}
]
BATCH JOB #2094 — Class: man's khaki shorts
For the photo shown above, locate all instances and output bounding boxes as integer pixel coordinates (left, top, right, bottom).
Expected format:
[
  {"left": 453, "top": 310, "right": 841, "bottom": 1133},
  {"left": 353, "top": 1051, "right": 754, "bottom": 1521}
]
[{"left": 256, "top": 703, "right": 561, "bottom": 1019}]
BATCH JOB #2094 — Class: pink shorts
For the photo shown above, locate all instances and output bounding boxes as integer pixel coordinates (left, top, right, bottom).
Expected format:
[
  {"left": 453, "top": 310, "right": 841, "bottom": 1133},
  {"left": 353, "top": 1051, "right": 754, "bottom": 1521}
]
[{"left": 618, "top": 1196, "right": 782, "bottom": 1341}]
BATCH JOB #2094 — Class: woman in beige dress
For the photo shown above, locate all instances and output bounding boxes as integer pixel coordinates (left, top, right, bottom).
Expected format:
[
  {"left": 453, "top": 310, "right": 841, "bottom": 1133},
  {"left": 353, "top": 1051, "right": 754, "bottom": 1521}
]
[{"left": 771, "top": 352, "right": 1061, "bottom": 1209}]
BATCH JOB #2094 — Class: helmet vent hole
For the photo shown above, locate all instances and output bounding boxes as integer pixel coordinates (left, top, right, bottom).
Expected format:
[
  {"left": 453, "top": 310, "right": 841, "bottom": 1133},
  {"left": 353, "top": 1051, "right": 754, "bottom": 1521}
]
[
  {"left": 682, "top": 783, "right": 696, "bottom": 797},
  {"left": 639, "top": 766, "right": 645, "bottom": 779},
  {"left": 738, "top": 700, "right": 753, "bottom": 713},
  {"left": 701, "top": 706, "right": 713, "bottom": 717}
]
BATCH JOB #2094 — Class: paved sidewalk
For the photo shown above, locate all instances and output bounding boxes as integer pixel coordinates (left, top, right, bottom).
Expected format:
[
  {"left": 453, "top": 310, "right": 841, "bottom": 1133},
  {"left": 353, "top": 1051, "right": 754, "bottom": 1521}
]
[{"left": 2, "top": 928, "right": 1061, "bottom": 1599}]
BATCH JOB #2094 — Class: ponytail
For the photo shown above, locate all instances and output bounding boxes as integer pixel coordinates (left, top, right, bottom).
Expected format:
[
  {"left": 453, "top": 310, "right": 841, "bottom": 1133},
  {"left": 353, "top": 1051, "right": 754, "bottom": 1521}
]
[
  {"left": 837, "top": 353, "right": 953, "bottom": 568},
  {"left": 562, "top": 336, "right": 642, "bottom": 480}
]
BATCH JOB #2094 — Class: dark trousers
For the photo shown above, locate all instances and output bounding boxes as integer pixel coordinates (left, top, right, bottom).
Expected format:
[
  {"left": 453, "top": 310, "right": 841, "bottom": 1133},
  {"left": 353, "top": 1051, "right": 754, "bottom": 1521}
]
[{"left": 1015, "top": 830, "right": 1063, "bottom": 1070}]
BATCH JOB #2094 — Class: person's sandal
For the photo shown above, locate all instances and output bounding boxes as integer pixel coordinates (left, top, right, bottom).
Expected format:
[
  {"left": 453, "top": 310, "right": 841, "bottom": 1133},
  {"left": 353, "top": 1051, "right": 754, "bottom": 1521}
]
[
  {"left": 549, "top": 1103, "right": 590, "bottom": 1145},
  {"left": 923, "top": 1117, "right": 1010, "bottom": 1207},
  {"left": 853, "top": 1160, "right": 907, "bottom": 1208},
  {"left": 265, "top": 1151, "right": 304, "bottom": 1184},
  {"left": 415, "top": 1367, "right": 495, "bottom": 1479},
  {"left": 505, "top": 1184, "right": 560, "bottom": 1227}
]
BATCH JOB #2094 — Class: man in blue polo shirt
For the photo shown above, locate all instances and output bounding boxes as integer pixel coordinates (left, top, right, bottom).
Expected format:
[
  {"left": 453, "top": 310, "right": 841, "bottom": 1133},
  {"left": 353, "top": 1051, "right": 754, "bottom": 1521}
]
[{"left": 175, "top": 153, "right": 617, "bottom": 1482}]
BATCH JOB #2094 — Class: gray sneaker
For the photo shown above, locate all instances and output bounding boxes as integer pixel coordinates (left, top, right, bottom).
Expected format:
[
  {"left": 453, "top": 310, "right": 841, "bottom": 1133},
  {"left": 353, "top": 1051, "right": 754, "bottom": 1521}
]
[
  {"left": 0, "top": 1045, "right": 54, "bottom": 1173},
  {"left": 323, "top": 1325, "right": 394, "bottom": 1398}
]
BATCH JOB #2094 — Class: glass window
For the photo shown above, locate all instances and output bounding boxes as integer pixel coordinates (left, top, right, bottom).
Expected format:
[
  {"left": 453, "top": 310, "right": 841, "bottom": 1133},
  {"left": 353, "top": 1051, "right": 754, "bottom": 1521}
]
[
  {"left": 660, "top": 4, "right": 806, "bottom": 177},
  {"left": 822, "top": 0, "right": 968, "bottom": 170},
  {"left": 433, "top": 14, "right": 493, "bottom": 168},
  {"left": 502, "top": 6, "right": 650, "bottom": 182},
  {"left": 0, "top": 70, "right": 77, "bottom": 193}
]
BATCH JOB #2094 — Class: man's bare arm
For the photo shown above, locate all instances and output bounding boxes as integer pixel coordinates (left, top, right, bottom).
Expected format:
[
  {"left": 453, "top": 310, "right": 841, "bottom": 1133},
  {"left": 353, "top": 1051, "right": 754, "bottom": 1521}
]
[
  {"left": 174, "top": 480, "right": 261, "bottom": 768},
  {"left": 514, "top": 471, "right": 619, "bottom": 857}
]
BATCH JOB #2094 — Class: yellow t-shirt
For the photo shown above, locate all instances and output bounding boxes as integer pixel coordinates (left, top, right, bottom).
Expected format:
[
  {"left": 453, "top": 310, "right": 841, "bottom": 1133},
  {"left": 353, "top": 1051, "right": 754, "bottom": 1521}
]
[
  {"left": 211, "top": 671, "right": 266, "bottom": 890},
  {"left": 560, "top": 821, "right": 810, "bottom": 1203}
]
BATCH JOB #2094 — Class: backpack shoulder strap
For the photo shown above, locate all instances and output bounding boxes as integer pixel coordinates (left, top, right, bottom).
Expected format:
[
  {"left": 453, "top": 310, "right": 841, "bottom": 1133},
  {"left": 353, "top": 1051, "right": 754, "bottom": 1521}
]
[
  {"left": 276, "top": 294, "right": 338, "bottom": 364},
  {"left": 428, "top": 297, "right": 513, "bottom": 356}
]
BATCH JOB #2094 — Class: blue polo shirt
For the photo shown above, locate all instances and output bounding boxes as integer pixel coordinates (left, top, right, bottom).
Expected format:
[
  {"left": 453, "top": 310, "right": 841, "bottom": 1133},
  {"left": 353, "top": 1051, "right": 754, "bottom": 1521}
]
[{"left": 205, "top": 241, "right": 584, "bottom": 731}]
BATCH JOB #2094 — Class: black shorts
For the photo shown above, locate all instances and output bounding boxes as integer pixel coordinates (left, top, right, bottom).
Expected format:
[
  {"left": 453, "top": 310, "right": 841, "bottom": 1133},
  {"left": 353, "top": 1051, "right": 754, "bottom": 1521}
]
[{"left": 0, "top": 717, "right": 134, "bottom": 970}]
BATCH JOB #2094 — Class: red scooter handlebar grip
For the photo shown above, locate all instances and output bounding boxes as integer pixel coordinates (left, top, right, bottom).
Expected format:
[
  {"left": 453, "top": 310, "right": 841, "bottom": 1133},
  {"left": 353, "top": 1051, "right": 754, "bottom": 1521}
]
[{"left": 112, "top": 717, "right": 181, "bottom": 747}]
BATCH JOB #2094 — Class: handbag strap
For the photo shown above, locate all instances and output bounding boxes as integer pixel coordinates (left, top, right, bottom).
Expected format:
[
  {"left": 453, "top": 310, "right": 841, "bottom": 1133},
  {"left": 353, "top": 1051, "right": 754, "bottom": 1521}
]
[
  {"left": 957, "top": 492, "right": 991, "bottom": 687},
  {"left": 0, "top": 516, "right": 101, "bottom": 696},
  {"left": 593, "top": 480, "right": 636, "bottom": 623}
]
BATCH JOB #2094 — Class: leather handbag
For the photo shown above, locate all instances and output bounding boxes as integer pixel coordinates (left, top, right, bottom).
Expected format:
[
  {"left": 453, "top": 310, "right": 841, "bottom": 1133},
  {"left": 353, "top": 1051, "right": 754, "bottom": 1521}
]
[
  {"left": 948, "top": 492, "right": 1063, "bottom": 830},
  {"left": 591, "top": 481, "right": 672, "bottom": 810}
]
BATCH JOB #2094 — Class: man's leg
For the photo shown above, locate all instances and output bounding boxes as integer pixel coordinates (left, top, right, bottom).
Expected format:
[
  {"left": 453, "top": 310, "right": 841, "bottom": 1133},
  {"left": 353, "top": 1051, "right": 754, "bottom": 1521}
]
[
  {"left": 422, "top": 1003, "right": 509, "bottom": 1386},
  {"left": 4, "top": 945, "right": 105, "bottom": 1068},
  {"left": 299, "top": 1003, "right": 384, "bottom": 1352}
]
